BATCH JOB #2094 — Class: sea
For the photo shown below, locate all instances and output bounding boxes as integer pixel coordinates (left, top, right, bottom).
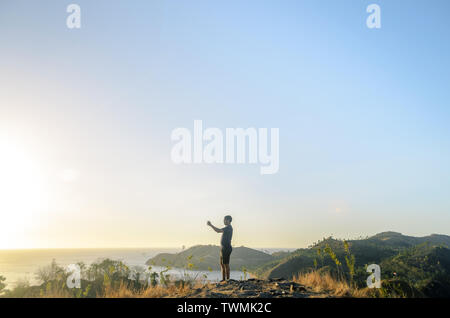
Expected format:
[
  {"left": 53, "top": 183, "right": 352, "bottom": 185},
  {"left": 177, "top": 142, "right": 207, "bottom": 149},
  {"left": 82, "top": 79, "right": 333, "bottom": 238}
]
[{"left": 0, "top": 248, "right": 293, "bottom": 288}]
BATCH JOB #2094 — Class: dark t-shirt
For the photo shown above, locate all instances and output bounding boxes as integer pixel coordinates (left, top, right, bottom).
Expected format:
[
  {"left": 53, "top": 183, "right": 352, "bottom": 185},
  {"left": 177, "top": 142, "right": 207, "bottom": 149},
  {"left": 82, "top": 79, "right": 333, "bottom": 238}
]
[{"left": 220, "top": 225, "right": 233, "bottom": 248}]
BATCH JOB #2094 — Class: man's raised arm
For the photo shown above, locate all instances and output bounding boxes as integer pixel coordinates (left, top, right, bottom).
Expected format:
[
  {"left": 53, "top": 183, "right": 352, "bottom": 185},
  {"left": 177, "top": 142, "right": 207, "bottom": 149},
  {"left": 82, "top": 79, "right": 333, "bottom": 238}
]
[{"left": 207, "top": 221, "right": 223, "bottom": 233}]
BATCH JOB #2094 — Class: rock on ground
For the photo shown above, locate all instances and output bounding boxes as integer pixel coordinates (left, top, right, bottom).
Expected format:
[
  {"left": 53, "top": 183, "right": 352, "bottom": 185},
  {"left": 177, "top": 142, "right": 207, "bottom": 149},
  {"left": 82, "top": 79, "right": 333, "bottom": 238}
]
[{"left": 182, "top": 278, "right": 331, "bottom": 298}]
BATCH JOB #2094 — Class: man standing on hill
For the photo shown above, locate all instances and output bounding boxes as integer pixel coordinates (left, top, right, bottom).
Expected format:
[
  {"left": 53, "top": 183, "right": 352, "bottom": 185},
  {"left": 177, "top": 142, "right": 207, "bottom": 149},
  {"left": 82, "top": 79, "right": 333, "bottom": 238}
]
[{"left": 207, "top": 215, "right": 233, "bottom": 282}]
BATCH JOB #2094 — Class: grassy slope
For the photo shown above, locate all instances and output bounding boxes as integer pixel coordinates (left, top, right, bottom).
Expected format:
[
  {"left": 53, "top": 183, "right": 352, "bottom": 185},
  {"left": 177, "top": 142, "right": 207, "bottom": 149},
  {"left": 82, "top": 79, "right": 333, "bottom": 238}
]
[
  {"left": 251, "top": 232, "right": 450, "bottom": 297},
  {"left": 257, "top": 232, "right": 450, "bottom": 279}
]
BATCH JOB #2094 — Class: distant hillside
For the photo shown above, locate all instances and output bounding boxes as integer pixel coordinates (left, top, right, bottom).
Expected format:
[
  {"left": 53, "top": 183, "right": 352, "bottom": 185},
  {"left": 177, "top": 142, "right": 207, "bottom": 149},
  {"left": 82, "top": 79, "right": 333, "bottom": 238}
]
[
  {"left": 380, "top": 244, "right": 450, "bottom": 297},
  {"left": 251, "top": 232, "right": 450, "bottom": 297},
  {"left": 367, "top": 231, "right": 450, "bottom": 248},
  {"left": 256, "top": 232, "right": 450, "bottom": 278},
  {"left": 146, "top": 245, "right": 275, "bottom": 271}
]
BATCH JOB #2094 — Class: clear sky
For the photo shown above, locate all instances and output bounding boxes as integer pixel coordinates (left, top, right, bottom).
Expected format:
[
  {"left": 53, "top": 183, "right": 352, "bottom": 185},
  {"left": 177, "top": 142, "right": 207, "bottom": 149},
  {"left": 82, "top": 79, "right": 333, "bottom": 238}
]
[{"left": 1, "top": 0, "right": 450, "bottom": 249}]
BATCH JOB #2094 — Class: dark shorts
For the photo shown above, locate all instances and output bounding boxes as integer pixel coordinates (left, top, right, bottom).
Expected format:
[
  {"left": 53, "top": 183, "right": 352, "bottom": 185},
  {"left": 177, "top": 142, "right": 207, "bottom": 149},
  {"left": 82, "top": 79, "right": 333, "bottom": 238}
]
[{"left": 220, "top": 246, "right": 232, "bottom": 265}]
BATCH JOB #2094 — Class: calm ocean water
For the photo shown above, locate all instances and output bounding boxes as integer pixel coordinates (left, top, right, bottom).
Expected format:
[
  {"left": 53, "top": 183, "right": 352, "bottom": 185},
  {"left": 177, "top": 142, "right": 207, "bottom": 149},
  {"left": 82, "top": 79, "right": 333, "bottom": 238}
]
[{"left": 0, "top": 248, "right": 289, "bottom": 287}]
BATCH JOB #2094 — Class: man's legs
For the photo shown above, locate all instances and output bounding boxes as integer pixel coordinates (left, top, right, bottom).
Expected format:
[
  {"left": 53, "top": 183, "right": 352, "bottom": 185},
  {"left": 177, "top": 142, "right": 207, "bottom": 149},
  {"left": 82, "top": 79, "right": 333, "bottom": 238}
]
[
  {"left": 220, "top": 247, "right": 232, "bottom": 281},
  {"left": 220, "top": 264, "right": 226, "bottom": 281},
  {"left": 225, "top": 264, "right": 230, "bottom": 280}
]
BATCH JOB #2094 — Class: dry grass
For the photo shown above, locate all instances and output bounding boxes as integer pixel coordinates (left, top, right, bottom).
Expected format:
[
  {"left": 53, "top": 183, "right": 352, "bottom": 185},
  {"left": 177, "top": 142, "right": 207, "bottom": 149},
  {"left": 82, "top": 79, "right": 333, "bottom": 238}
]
[
  {"left": 37, "top": 283, "right": 207, "bottom": 298},
  {"left": 9, "top": 279, "right": 212, "bottom": 298},
  {"left": 18, "top": 271, "right": 376, "bottom": 298},
  {"left": 294, "top": 271, "right": 371, "bottom": 297},
  {"left": 103, "top": 282, "right": 205, "bottom": 298}
]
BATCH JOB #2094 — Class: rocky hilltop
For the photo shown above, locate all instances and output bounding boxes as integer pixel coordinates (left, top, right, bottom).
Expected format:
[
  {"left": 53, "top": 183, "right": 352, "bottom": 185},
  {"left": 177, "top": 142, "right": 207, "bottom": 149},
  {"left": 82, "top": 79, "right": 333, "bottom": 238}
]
[{"left": 180, "top": 278, "right": 327, "bottom": 298}]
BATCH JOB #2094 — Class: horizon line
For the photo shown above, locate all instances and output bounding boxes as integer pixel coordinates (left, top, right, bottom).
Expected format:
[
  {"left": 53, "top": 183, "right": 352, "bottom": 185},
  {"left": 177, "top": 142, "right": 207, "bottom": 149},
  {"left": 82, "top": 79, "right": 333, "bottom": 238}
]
[{"left": 0, "top": 245, "right": 299, "bottom": 251}]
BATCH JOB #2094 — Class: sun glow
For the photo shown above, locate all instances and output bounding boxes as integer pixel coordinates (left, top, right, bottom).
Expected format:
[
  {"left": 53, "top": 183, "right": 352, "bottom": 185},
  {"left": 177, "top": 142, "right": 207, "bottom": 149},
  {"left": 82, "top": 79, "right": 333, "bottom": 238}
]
[{"left": 0, "top": 136, "right": 48, "bottom": 248}]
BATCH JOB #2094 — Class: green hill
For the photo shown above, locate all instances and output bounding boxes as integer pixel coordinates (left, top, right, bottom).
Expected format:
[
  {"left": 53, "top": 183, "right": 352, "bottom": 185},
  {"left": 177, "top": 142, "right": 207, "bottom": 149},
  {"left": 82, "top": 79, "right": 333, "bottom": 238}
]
[
  {"left": 146, "top": 245, "right": 275, "bottom": 271},
  {"left": 367, "top": 231, "right": 450, "bottom": 248},
  {"left": 380, "top": 244, "right": 450, "bottom": 297},
  {"left": 251, "top": 232, "right": 450, "bottom": 297}
]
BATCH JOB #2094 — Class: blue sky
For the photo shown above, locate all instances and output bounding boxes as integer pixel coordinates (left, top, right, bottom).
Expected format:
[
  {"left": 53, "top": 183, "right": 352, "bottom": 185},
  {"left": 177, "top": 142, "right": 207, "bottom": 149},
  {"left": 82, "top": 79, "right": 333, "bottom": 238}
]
[{"left": 1, "top": 0, "right": 450, "bottom": 248}]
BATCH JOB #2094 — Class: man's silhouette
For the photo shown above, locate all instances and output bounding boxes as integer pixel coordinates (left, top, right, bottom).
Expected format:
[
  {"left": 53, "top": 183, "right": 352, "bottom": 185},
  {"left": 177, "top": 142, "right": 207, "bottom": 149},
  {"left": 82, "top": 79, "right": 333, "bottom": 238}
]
[{"left": 207, "top": 215, "right": 233, "bottom": 281}]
